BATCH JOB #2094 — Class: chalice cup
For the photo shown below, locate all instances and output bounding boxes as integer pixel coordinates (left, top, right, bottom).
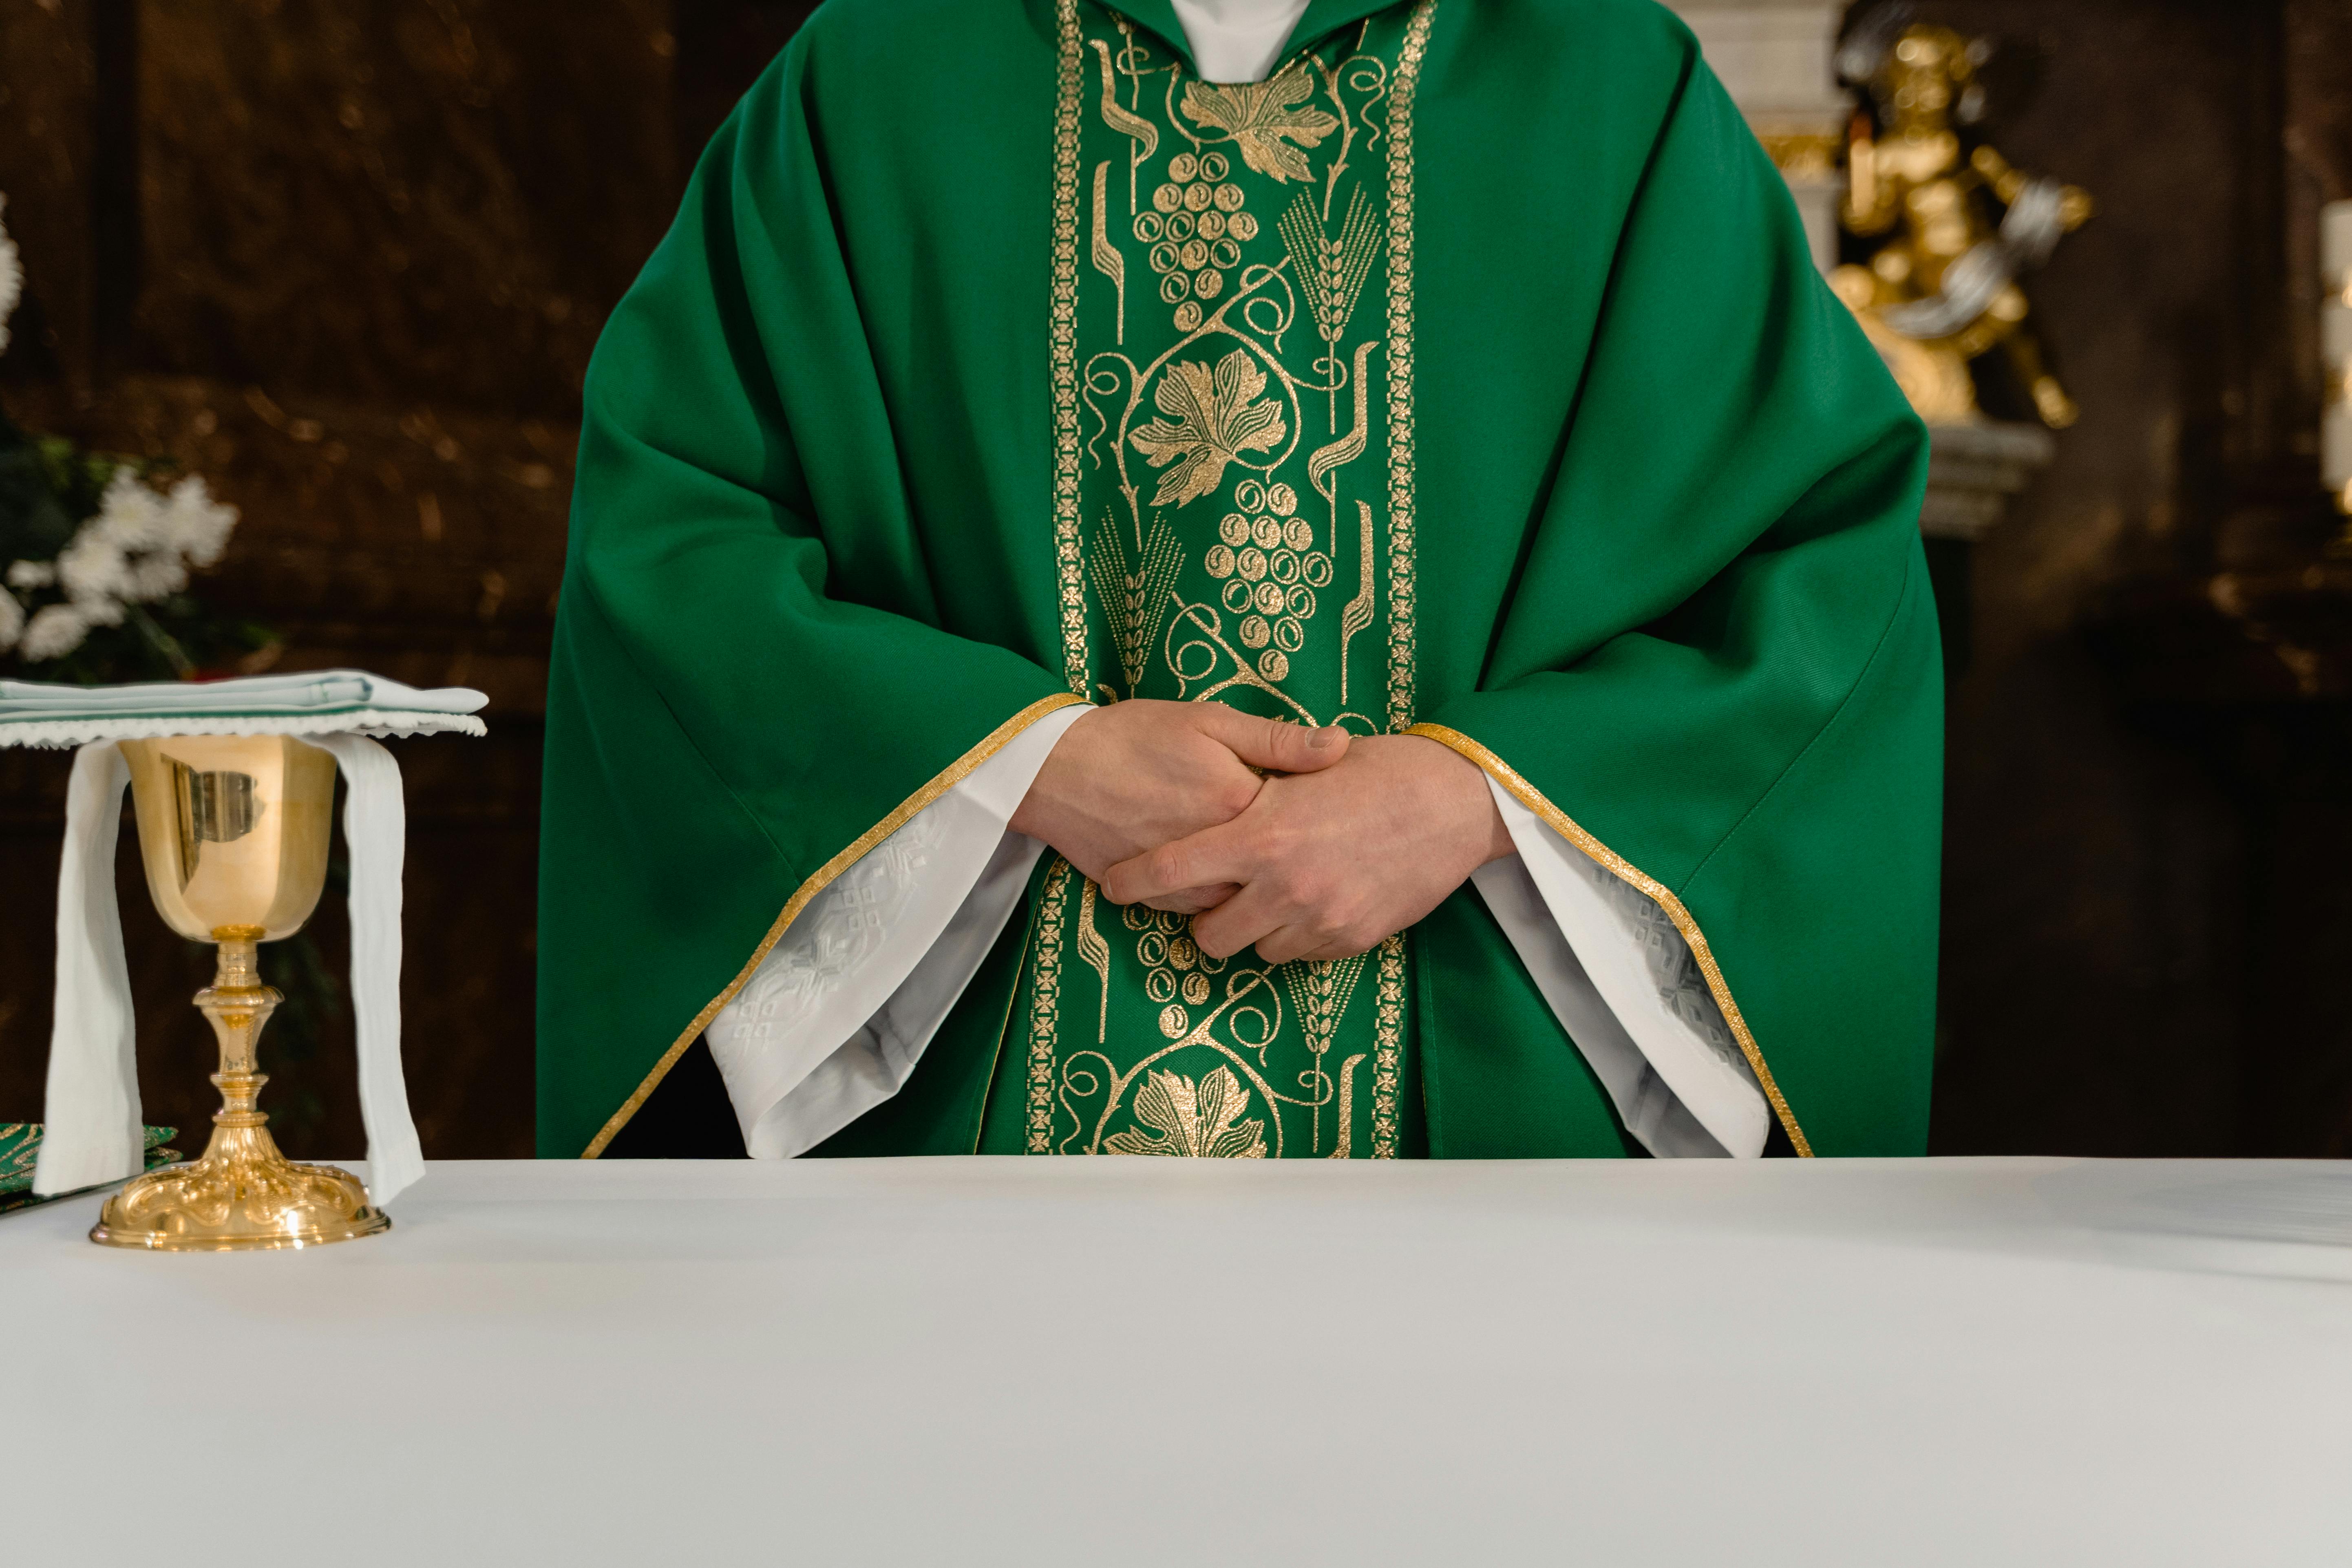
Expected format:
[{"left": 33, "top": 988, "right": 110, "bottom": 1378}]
[{"left": 89, "top": 734, "right": 390, "bottom": 1250}]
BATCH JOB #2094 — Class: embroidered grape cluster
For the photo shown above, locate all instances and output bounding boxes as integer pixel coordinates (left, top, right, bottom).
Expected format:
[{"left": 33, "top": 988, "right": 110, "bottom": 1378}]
[
  {"left": 1136, "top": 152, "right": 1258, "bottom": 332},
  {"left": 1202, "top": 479, "right": 1329, "bottom": 684},
  {"left": 1126, "top": 901, "right": 1225, "bottom": 1038}
]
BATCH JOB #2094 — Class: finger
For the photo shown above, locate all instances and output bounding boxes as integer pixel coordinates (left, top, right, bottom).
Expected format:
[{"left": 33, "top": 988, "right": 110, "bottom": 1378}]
[
  {"left": 1249, "top": 922, "right": 1326, "bottom": 966},
  {"left": 1102, "top": 819, "right": 1259, "bottom": 907},
  {"left": 1195, "top": 707, "right": 1348, "bottom": 775},
  {"left": 1186, "top": 879, "right": 1290, "bottom": 961},
  {"left": 1142, "top": 881, "right": 1240, "bottom": 915},
  {"left": 1290, "top": 932, "right": 1386, "bottom": 964}
]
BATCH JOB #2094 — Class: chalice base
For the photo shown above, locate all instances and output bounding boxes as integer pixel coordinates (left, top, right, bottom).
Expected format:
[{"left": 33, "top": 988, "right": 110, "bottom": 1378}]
[{"left": 91, "top": 1125, "right": 389, "bottom": 1251}]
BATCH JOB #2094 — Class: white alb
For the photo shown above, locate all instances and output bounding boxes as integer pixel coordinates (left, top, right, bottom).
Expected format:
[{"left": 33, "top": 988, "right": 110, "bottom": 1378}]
[{"left": 1170, "top": 0, "right": 1314, "bottom": 82}]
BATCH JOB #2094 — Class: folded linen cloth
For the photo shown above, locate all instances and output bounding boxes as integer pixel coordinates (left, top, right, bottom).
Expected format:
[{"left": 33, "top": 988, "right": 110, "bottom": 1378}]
[
  {"left": 0, "top": 670, "right": 486, "bottom": 746},
  {"left": 10, "top": 672, "right": 485, "bottom": 1206}
]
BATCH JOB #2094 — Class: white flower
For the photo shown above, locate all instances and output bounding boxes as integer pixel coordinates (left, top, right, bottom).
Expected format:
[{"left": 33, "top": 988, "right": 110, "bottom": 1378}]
[
  {"left": 19, "top": 603, "right": 90, "bottom": 662},
  {"left": 5, "top": 464, "right": 239, "bottom": 662},
  {"left": 56, "top": 499, "right": 137, "bottom": 614},
  {"left": 49, "top": 468, "right": 240, "bottom": 622},
  {"left": 0, "top": 191, "right": 20, "bottom": 356},
  {"left": 159, "top": 474, "right": 238, "bottom": 568}
]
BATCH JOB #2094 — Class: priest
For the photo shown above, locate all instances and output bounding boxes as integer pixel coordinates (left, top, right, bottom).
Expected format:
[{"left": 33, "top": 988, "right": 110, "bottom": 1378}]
[{"left": 537, "top": 0, "right": 1940, "bottom": 1164}]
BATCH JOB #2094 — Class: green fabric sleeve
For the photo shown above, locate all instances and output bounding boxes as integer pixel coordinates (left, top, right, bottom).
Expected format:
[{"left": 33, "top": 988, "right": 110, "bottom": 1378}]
[
  {"left": 537, "top": 40, "right": 1075, "bottom": 1159},
  {"left": 1411, "top": 40, "right": 1939, "bottom": 1156},
  {"left": 1414, "top": 888, "right": 1639, "bottom": 1159}
]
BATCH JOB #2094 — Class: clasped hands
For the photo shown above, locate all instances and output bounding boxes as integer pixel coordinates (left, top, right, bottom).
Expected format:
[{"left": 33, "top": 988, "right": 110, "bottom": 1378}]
[{"left": 1009, "top": 700, "right": 1515, "bottom": 965}]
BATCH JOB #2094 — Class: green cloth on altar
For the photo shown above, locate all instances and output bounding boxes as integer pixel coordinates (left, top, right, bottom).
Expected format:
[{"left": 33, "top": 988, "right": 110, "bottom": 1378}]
[
  {"left": 0, "top": 1125, "right": 179, "bottom": 1216},
  {"left": 537, "top": 0, "right": 1937, "bottom": 1162}
]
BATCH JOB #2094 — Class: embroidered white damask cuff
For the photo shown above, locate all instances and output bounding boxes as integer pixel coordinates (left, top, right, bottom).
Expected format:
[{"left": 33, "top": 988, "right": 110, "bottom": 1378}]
[
  {"left": 1477, "top": 776, "right": 1772, "bottom": 1159},
  {"left": 705, "top": 704, "right": 1089, "bottom": 1157}
]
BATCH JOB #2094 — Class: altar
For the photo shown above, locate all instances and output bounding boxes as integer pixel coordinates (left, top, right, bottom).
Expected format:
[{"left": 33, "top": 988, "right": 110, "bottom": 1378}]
[{"left": 8, "top": 1156, "right": 2347, "bottom": 1564}]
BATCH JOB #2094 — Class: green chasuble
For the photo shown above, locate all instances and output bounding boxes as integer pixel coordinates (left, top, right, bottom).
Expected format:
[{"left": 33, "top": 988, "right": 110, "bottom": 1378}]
[{"left": 537, "top": 0, "right": 1939, "bottom": 1162}]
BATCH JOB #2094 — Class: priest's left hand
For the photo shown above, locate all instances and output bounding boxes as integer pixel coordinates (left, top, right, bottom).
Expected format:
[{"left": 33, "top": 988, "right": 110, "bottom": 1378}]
[{"left": 1100, "top": 735, "right": 1515, "bottom": 964}]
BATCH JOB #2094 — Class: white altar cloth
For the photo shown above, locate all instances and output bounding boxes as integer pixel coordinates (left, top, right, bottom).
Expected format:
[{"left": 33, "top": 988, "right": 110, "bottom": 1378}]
[{"left": 9, "top": 1156, "right": 2349, "bottom": 1565}]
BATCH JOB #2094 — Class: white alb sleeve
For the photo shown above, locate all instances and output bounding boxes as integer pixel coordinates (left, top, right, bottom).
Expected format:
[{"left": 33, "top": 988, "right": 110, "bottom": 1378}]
[
  {"left": 1471, "top": 776, "right": 1773, "bottom": 1159},
  {"left": 704, "top": 704, "right": 1089, "bottom": 1158}
]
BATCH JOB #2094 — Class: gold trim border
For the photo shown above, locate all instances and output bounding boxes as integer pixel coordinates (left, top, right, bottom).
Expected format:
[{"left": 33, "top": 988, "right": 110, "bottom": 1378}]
[
  {"left": 1383, "top": 0, "right": 1433, "bottom": 735},
  {"left": 1370, "top": 930, "right": 1405, "bottom": 1156},
  {"left": 1025, "top": 857, "right": 1075, "bottom": 1152},
  {"left": 1405, "top": 722, "right": 1816, "bottom": 1157},
  {"left": 972, "top": 880, "right": 1051, "bottom": 1154},
  {"left": 1049, "top": 0, "right": 1090, "bottom": 695},
  {"left": 580, "top": 691, "right": 1091, "bottom": 1157}
]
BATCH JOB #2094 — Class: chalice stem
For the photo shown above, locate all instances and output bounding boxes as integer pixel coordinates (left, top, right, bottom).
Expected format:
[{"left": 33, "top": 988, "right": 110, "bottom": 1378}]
[{"left": 196, "top": 925, "right": 284, "bottom": 1164}]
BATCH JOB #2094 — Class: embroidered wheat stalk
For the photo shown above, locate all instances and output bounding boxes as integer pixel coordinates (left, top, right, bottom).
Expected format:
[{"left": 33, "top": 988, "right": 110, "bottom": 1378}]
[
  {"left": 1280, "top": 185, "right": 1383, "bottom": 427},
  {"left": 1087, "top": 515, "right": 1181, "bottom": 698},
  {"left": 1283, "top": 953, "right": 1369, "bottom": 1153}
]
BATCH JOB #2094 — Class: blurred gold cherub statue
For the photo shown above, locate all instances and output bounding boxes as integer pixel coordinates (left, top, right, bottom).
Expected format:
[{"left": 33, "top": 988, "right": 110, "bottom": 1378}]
[{"left": 1831, "top": 13, "right": 2092, "bottom": 428}]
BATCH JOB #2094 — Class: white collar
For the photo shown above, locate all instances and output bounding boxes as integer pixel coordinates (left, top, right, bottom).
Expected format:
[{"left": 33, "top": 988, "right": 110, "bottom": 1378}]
[{"left": 1170, "top": 0, "right": 1313, "bottom": 83}]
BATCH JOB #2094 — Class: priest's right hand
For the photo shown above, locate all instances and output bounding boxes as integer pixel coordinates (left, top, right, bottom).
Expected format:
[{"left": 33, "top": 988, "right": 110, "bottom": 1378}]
[{"left": 1009, "top": 701, "right": 1349, "bottom": 908}]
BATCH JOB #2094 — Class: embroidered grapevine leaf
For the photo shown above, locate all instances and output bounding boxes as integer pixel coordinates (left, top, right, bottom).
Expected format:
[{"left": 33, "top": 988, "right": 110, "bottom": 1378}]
[
  {"left": 1181, "top": 63, "right": 1339, "bottom": 183},
  {"left": 1129, "top": 349, "right": 1288, "bottom": 508},
  {"left": 1104, "top": 1066, "right": 1269, "bottom": 1157}
]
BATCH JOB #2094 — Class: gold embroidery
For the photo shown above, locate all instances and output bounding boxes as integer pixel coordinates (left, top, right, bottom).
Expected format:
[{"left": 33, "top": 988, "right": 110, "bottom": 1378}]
[
  {"left": 1091, "top": 161, "right": 1126, "bottom": 344},
  {"left": 1307, "top": 341, "right": 1376, "bottom": 502},
  {"left": 1102, "top": 1065, "right": 1268, "bottom": 1157},
  {"left": 1371, "top": 930, "right": 1405, "bottom": 1156},
  {"left": 1402, "top": 722, "right": 1817, "bottom": 1157},
  {"left": 1199, "top": 476, "right": 1327, "bottom": 696},
  {"left": 1164, "top": 589, "right": 1320, "bottom": 718},
  {"left": 1088, "top": 513, "right": 1182, "bottom": 698},
  {"left": 1283, "top": 952, "right": 1369, "bottom": 1152},
  {"left": 1076, "top": 873, "right": 1112, "bottom": 1043},
  {"left": 1058, "top": 959, "right": 1294, "bottom": 1155},
  {"left": 1124, "top": 899, "right": 1223, "bottom": 1039},
  {"left": 1027, "top": 857, "right": 1076, "bottom": 1153},
  {"left": 1282, "top": 186, "right": 1383, "bottom": 363},
  {"left": 1383, "top": 0, "right": 1433, "bottom": 734},
  {"left": 1052, "top": 0, "right": 1090, "bottom": 696},
  {"left": 582, "top": 692, "right": 1089, "bottom": 1157},
  {"left": 1328, "top": 1052, "right": 1365, "bottom": 1157},
  {"left": 1136, "top": 148, "right": 1250, "bottom": 335},
  {"left": 1129, "top": 348, "right": 1290, "bottom": 507},
  {"left": 1036, "top": 2, "right": 1431, "bottom": 1161},
  {"left": 1338, "top": 499, "right": 1374, "bottom": 703},
  {"left": 1311, "top": 340, "right": 1378, "bottom": 707},
  {"left": 1182, "top": 63, "right": 1340, "bottom": 183},
  {"left": 1090, "top": 34, "right": 1159, "bottom": 212}
]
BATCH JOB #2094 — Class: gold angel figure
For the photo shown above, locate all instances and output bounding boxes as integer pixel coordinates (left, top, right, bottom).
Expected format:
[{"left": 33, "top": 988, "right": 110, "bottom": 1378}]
[{"left": 1831, "top": 18, "right": 2092, "bottom": 428}]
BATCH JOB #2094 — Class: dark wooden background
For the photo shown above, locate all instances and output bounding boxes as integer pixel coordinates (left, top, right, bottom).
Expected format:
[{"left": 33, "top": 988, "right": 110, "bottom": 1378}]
[{"left": 1, "top": 0, "right": 2347, "bottom": 1159}]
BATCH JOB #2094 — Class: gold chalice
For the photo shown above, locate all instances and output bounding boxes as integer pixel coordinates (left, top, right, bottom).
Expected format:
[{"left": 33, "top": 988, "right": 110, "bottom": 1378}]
[{"left": 90, "top": 733, "right": 389, "bottom": 1250}]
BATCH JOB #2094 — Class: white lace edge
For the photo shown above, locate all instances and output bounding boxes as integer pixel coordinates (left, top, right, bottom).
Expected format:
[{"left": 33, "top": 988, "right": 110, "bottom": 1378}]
[{"left": 0, "top": 709, "right": 487, "bottom": 749}]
